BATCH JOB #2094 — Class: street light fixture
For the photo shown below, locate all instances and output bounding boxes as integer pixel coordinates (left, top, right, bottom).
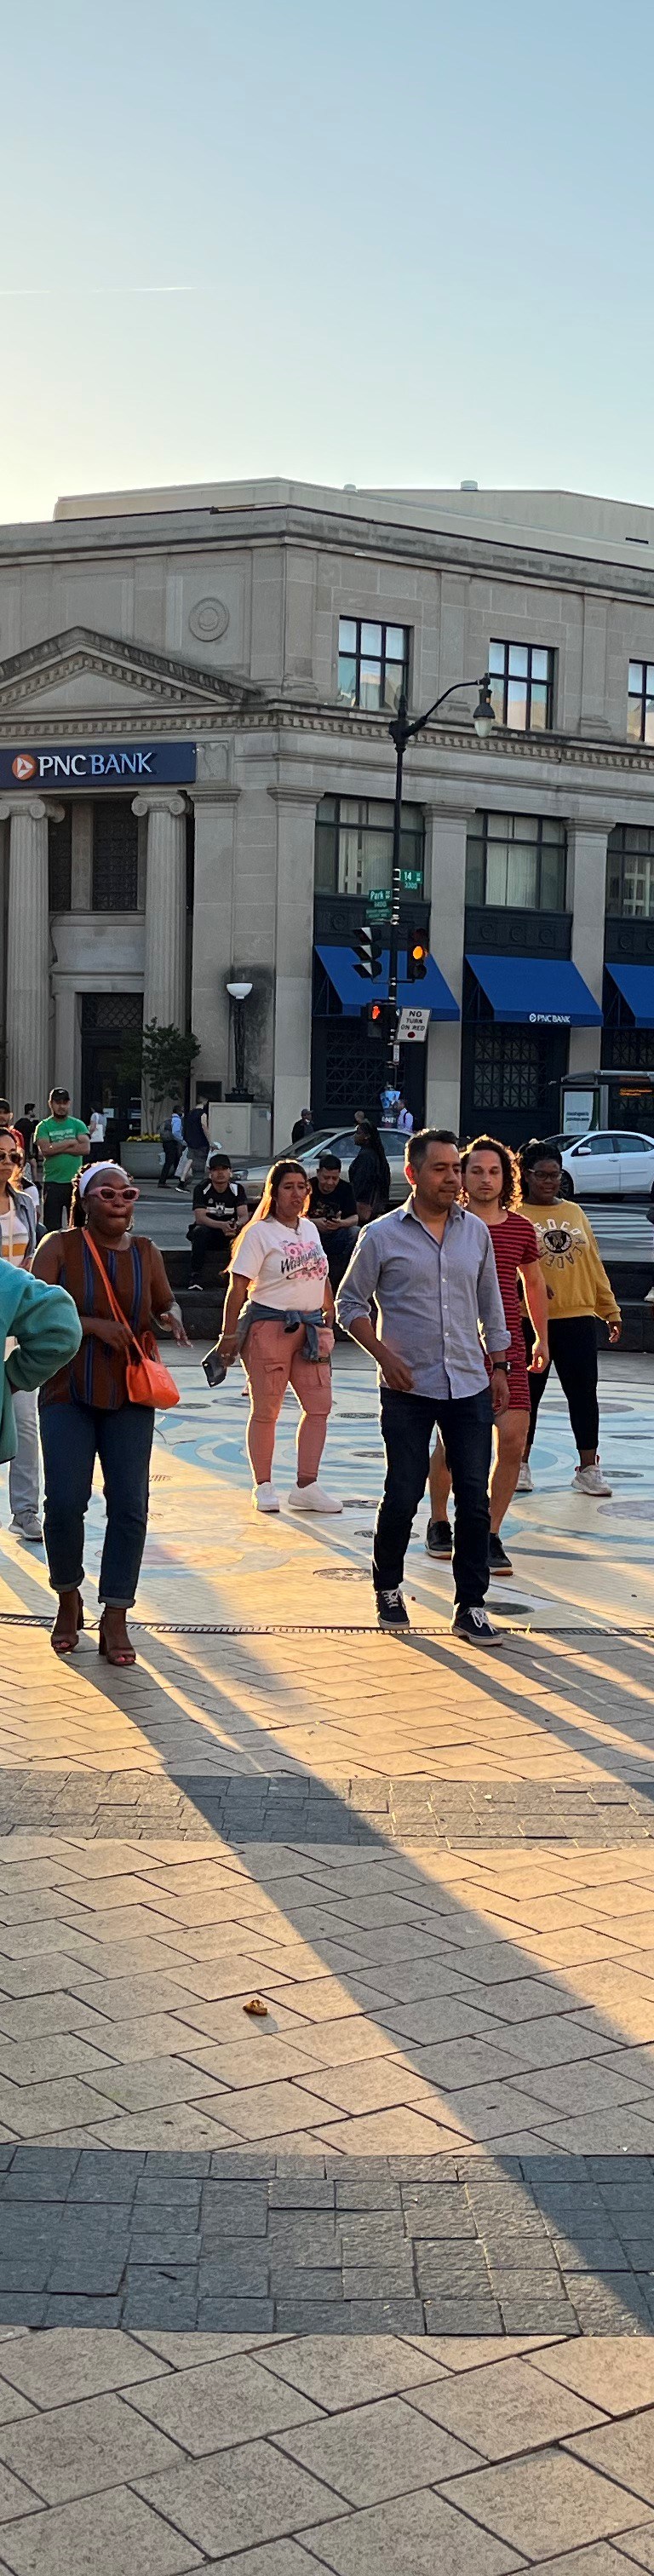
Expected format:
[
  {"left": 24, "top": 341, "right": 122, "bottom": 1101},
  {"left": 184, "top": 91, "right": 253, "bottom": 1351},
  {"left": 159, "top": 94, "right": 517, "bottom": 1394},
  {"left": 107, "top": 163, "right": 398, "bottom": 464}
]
[{"left": 385, "top": 672, "right": 496, "bottom": 1072}]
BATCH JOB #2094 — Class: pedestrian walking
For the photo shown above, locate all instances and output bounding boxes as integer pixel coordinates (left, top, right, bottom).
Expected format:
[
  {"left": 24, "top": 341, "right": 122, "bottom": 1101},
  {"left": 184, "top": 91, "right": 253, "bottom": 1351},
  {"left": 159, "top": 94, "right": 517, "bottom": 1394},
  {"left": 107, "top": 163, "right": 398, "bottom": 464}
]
[
  {"left": 211, "top": 1158, "right": 341, "bottom": 1516},
  {"left": 336, "top": 1128, "right": 510, "bottom": 1641},
  {"left": 33, "top": 1162, "right": 189, "bottom": 1664},
  {"left": 13, "top": 1105, "right": 37, "bottom": 1183},
  {"left": 34, "top": 1089, "right": 90, "bottom": 1231},
  {"left": 427, "top": 1135, "right": 549, "bottom": 1577},
  {"left": 187, "top": 1153, "right": 248, "bottom": 1289},
  {"left": 308, "top": 1154, "right": 359, "bottom": 1297},
  {"left": 158, "top": 1107, "right": 184, "bottom": 1187},
  {"left": 349, "top": 1118, "right": 392, "bottom": 1222},
  {"left": 88, "top": 1107, "right": 107, "bottom": 1161},
  {"left": 291, "top": 1107, "right": 314, "bottom": 1145},
  {"left": 0, "top": 1259, "right": 80, "bottom": 1536},
  {"left": 517, "top": 1139, "right": 621, "bottom": 1495},
  {"left": 0, "top": 1133, "right": 46, "bottom": 1541},
  {"left": 178, "top": 1100, "right": 210, "bottom": 1187},
  {"left": 395, "top": 1095, "right": 414, "bottom": 1135}
]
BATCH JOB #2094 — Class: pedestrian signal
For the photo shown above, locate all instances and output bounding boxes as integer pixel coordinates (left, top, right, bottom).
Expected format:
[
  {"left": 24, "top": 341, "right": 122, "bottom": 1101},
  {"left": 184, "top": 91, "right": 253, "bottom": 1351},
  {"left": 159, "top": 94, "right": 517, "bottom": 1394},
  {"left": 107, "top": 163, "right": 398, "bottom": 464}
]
[
  {"left": 407, "top": 937, "right": 428, "bottom": 983},
  {"left": 355, "top": 923, "right": 383, "bottom": 979}
]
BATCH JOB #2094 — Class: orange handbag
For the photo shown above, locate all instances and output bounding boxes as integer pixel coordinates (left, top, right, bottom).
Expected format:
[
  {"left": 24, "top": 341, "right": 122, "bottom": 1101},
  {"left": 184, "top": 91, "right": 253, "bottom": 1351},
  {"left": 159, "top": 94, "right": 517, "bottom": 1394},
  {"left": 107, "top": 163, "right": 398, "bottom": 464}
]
[{"left": 86, "top": 1233, "right": 180, "bottom": 1411}]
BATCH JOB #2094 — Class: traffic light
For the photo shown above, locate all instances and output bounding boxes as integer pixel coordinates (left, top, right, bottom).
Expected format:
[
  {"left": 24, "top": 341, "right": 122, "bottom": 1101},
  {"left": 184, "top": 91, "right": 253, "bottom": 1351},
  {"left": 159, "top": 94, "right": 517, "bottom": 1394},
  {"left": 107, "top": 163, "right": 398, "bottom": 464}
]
[
  {"left": 366, "top": 998, "right": 389, "bottom": 1038},
  {"left": 355, "top": 923, "right": 383, "bottom": 980},
  {"left": 406, "top": 936, "right": 428, "bottom": 983}
]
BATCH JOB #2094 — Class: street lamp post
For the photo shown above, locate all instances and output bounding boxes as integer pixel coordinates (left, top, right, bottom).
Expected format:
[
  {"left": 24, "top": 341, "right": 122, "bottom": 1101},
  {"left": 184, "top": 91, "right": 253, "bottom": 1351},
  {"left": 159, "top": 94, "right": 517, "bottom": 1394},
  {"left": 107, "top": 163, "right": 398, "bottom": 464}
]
[
  {"left": 386, "top": 674, "right": 496, "bottom": 1074},
  {"left": 226, "top": 979, "right": 253, "bottom": 1099}
]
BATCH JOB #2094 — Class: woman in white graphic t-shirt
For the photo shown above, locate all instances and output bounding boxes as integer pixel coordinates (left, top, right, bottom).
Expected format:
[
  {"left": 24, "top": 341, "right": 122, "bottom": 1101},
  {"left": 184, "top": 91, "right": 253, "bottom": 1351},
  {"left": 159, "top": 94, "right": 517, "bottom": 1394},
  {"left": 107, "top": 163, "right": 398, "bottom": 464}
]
[{"left": 214, "top": 1159, "right": 342, "bottom": 1517}]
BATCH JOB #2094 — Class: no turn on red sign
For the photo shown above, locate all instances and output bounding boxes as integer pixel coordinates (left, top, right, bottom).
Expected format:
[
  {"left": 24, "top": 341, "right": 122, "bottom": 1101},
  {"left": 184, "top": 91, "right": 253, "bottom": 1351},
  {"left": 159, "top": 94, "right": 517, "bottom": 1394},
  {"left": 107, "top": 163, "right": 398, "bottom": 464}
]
[{"left": 396, "top": 1006, "right": 431, "bottom": 1043}]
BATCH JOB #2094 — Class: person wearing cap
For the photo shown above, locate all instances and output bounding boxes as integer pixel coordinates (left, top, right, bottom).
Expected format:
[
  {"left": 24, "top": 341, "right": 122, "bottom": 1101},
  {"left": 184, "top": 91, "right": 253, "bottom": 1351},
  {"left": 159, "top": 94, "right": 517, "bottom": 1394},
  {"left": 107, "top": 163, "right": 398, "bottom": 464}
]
[
  {"left": 187, "top": 1153, "right": 249, "bottom": 1290},
  {"left": 34, "top": 1090, "right": 90, "bottom": 1232},
  {"left": 33, "top": 1160, "right": 189, "bottom": 1665}
]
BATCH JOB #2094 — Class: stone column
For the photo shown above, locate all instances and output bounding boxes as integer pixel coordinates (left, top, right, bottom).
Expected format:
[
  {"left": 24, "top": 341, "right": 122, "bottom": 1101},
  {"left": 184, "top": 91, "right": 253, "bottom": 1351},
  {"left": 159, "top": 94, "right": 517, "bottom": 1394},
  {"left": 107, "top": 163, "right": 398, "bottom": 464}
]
[
  {"left": 423, "top": 802, "right": 472, "bottom": 1131},
  {"left": 190, "top": 787, "right": 239, "bottom": 1087},
  {"left": 268, "top": 785, "right": 317, "bottom": 1149},
  {"left": 134, "top": 793, "right": 186, "bottom": 1031},
  {"left": 567, "top": 815, "right": 612, "bottom": 1078},
  {"left": 0, "top": 797, "right": 51, "bottom": 1111}
]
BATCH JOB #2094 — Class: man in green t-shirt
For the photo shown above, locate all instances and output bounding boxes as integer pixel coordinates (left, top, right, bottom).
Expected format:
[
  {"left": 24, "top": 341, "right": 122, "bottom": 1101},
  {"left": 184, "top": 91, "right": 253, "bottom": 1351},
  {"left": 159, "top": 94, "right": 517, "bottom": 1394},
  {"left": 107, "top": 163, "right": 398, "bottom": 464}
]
[{"left": 34, "top": 1089, "right": 90, "bottom": 1232}]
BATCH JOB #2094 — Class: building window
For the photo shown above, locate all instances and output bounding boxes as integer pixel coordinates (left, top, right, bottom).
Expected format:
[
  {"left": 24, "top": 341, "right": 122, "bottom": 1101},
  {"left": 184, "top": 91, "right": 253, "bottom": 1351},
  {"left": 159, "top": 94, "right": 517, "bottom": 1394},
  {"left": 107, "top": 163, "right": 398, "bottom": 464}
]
[
  {"left": 606, "top": 824, "right": 654, "bottom": 917},
  {"left": 488, "top": 641, "right": 554, "bottom": 731},
  {"left": 92, "top": 800, "right": 139, "bottom": 911},
  {"left": 466, "top": 812, "right": 567, "bottom": 911},
  {"left": 48, "top": 808, "right": 72, "bottom": 911},
  {"left": 315, "top": 795, "right": 424, "bottom": 900},
  {"left": 628, "top": 660, "right": 654, "bottom": 744},
  {"left": 337, "top": 619, "right": 409, "bottom": 712}
]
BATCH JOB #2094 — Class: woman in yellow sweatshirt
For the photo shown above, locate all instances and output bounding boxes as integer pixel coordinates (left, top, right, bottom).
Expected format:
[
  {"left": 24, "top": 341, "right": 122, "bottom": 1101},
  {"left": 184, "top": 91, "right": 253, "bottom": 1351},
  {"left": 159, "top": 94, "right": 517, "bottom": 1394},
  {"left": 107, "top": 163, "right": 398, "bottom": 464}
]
[{"left": 517, "top": 1139, "right": 621, "bottom": 1498}]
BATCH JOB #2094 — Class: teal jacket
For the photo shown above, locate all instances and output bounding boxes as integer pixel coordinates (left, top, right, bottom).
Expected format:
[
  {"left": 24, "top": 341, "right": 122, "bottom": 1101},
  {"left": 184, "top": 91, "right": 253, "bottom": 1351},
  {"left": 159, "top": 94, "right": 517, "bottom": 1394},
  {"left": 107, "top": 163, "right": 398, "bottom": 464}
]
[{"left": 0, "top": 1262, "right": 81, "bottom": 1461}]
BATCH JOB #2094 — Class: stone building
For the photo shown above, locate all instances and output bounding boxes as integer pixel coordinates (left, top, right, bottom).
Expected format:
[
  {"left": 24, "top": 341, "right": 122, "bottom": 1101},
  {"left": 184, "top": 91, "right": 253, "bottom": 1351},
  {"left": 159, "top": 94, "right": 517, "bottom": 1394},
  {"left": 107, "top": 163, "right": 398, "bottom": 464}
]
[{"left": 2, "top": 472, "right": 654, "bottom": 1147}]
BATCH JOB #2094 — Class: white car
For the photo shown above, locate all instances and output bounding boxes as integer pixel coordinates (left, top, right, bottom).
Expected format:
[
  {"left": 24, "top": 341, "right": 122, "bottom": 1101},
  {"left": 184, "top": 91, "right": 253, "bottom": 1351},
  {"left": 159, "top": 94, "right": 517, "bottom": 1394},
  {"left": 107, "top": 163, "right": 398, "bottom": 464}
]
[
  {"left": 240, "top": 1125, "right": 412, "bottom": 1210},
  {"left": 561, "top": 1130, "right": 654, "bottom": 1195}
]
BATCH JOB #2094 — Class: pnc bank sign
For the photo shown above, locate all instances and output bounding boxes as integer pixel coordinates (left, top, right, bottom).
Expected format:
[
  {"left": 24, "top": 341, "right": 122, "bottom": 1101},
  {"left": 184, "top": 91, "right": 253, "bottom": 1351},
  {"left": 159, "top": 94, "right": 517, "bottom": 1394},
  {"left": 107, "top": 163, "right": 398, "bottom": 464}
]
[{"left": 0, "top": 741, "right": 197, "bottom": 791}]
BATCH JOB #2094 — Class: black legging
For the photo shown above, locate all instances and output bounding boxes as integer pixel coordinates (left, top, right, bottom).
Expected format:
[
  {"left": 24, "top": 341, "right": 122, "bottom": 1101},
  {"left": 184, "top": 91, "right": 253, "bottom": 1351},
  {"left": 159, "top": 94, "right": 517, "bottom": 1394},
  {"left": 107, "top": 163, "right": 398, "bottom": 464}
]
[{"left": 523, "top": 1314, "right": 599, "bottom": 1458}]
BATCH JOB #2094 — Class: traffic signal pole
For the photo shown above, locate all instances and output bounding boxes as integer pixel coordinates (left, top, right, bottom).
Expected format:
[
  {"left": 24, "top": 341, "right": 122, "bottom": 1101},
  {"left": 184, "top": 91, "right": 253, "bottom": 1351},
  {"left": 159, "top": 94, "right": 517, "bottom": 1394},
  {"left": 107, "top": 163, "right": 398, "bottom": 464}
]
[{"left": 387, "top": 676, "right": 495, "bottom": 1081}]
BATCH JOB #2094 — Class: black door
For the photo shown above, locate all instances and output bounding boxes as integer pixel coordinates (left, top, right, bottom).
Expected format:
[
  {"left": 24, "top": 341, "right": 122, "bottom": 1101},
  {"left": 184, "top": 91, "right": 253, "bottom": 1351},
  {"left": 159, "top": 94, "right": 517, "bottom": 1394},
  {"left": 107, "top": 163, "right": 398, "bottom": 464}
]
[
  {"left": 460, "top": 1024, "right": 567, "bottom": 1150},
  {"left": 81, "top": 992, "right": 143, "bottom": 1133}
]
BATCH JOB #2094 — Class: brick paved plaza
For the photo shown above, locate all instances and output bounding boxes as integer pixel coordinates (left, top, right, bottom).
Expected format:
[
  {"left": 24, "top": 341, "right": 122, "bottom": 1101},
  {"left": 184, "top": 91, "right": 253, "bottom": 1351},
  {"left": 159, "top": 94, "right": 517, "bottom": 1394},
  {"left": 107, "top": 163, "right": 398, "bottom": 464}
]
[{"left": 0, "top": 1349, "right": 651, "bottom": 2566}]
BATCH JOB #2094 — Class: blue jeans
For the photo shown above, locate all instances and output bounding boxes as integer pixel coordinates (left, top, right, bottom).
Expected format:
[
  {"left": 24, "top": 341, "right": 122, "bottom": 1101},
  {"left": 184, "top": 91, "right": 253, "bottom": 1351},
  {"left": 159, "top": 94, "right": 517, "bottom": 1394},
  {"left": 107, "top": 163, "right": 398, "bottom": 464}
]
[
  {"left": 374, "top": 1388, "right": 493, "bottom": 1610},
  {"left": 39, "top": 1400, "right": 154, "bottom": 1607}
]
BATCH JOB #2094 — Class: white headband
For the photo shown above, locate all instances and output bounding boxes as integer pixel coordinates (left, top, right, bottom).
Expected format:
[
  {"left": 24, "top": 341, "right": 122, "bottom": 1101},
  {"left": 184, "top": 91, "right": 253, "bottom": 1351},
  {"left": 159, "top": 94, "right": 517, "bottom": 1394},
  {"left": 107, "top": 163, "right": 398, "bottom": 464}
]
[{"left": 77, "top": 1160, "right": 125, "bottom": 1198}]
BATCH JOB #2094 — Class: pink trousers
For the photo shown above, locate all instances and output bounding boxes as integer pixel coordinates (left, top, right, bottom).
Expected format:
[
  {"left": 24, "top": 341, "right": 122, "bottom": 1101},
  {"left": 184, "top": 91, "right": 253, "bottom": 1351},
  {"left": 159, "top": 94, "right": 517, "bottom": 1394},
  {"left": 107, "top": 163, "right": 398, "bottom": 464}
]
[{"left": 243, "top": 1318, "right": 332, "bottom": 1486}]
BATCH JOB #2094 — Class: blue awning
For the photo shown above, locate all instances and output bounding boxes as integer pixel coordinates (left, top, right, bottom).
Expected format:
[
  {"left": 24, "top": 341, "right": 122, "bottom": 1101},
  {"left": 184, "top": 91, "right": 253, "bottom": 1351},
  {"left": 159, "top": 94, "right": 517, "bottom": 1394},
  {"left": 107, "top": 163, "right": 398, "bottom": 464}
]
[
  {"left": 605, "top": 963, "right": 654, "bottom": 1027},
  {"left": 466, "top": 953, "right": 602, "bottom": 1027},
  {"left": 315, "top": 944, "right": 459, "bottom": 1021}
]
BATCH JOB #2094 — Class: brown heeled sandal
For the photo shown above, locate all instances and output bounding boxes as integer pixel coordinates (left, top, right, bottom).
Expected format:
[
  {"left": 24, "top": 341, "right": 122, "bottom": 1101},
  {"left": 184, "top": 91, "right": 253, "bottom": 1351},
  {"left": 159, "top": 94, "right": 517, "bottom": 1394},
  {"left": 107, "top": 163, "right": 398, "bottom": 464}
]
[
  {"left": 98, "top": 1614, "right": 136, "bottom": 1668},
  {"left": 50, "top": 1591, "right": 84, "bottom": 1656}
]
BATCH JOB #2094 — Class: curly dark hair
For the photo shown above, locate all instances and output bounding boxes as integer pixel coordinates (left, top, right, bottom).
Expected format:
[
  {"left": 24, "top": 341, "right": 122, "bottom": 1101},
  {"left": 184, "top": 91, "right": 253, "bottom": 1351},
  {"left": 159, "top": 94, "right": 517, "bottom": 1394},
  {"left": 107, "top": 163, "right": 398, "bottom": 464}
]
[{"left": 461, "top": 1133, "right": 520, "bottom": 1211}]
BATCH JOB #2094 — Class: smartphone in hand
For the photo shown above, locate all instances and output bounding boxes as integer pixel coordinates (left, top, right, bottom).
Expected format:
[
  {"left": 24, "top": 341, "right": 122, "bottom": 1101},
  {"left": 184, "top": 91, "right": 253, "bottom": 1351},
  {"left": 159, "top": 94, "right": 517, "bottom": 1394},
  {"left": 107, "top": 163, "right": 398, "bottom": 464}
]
[{"left": 202, "top": 1348, "right": 227, "bottom": 1389}]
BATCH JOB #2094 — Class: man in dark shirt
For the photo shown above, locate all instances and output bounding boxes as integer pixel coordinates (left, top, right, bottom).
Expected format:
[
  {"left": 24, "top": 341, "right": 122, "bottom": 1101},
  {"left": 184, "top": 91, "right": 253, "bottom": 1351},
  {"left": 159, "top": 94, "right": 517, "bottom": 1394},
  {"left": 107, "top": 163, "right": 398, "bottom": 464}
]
[
  {"left": 291, "top": 1107, "right": 314, "bottom": 1145},
  {"left": 309, "top": 1153, "right": 358, "bottom": 1294},
  {"left": 188, "top": 1153, "right": 248, "bottom": 1288}
]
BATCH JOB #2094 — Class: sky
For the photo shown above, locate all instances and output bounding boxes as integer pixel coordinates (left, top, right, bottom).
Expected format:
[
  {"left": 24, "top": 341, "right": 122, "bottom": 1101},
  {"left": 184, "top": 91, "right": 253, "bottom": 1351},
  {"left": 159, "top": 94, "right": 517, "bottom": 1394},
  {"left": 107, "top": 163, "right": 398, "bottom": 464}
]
[{"left": 2, "top": 0, "right": 653, "bottom": 523}]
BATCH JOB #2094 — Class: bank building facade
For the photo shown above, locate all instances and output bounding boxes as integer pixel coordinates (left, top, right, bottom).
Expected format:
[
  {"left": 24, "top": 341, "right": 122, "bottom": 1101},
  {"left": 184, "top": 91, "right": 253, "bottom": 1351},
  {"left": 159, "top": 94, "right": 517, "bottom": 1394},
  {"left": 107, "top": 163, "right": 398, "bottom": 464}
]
[{"left": 2, "top": 472, "right": 654, "bottom": 1151}]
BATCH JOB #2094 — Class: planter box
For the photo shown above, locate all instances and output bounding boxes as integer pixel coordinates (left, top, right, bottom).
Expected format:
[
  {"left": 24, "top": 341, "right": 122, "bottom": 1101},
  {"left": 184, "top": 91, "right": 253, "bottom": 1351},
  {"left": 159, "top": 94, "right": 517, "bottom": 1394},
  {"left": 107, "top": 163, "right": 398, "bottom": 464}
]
[{"left": 123, "top": 1140, "right": 162, "bottom": 1178}]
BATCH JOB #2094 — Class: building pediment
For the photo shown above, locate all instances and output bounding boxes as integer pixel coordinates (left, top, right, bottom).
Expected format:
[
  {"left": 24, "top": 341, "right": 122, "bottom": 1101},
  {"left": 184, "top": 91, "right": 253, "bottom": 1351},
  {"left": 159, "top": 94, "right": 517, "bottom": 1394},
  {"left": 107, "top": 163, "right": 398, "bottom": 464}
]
[{"left": 0, "top": 625, "right": 263, "bottom": 718}]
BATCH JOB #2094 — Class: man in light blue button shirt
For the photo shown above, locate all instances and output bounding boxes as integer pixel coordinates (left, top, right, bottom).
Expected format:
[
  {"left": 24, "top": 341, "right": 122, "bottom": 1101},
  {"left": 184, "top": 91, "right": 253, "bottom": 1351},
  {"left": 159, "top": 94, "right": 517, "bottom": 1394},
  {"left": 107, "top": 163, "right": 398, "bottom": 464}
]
[{"left": 336, "top": 1128, "right": 510, "bottom": 1644}]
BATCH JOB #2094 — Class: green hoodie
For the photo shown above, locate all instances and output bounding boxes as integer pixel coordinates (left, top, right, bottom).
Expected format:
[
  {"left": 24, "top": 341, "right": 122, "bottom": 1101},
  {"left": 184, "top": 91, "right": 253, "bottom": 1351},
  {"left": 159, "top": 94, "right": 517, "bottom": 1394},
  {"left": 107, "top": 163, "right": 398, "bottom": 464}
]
[{"left": 0, "top": 1262, "right": 81, "bottom": 1461}]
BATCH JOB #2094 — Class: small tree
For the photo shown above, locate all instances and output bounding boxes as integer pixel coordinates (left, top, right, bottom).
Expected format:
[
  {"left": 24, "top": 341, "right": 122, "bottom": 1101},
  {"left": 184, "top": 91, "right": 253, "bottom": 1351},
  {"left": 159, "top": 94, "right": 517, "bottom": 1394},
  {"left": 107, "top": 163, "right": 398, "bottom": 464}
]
[{"left": 119, "top": 1020, "right": 200, "bottom": 1132}]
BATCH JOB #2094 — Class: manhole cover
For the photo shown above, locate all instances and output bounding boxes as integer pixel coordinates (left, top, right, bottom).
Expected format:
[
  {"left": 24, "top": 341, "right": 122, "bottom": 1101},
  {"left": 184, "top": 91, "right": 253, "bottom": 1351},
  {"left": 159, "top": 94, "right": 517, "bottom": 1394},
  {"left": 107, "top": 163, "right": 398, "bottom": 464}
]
[{"left": 314, "top": 1567, "right": 370, "bottom": 1581}]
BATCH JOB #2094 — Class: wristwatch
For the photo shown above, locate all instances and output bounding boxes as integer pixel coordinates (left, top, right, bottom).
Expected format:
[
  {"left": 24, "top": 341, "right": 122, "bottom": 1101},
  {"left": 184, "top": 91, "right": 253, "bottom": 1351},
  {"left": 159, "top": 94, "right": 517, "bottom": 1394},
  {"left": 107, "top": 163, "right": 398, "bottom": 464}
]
[{"left": 491, "top": 1360, "right": 511, "bottom": 1374}]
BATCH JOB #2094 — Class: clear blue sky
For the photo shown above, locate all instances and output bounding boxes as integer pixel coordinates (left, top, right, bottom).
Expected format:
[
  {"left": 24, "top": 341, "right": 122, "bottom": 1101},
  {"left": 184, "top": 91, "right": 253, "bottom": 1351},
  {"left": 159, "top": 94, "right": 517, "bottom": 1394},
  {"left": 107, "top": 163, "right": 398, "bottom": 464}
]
[{"left": 2, "top": 0, "right": 652, "bottom": 521}]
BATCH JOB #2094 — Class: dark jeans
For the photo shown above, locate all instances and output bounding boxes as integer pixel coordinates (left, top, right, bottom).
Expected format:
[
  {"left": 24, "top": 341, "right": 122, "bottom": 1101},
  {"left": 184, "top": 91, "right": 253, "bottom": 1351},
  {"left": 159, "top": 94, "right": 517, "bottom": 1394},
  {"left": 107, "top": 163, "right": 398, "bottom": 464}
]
[
  {"left": 375, "top": 1388, "right": 493, "bottom": 1610},
  {"left": 189, "top": 1227, "right": 230, "bottom": 1287},
  {"left": 43, "top": 1179, "right": 73, "bottom": 1231},
  {"left": 524, "top": 1314, "right": 599, "bottom": 1458},
  {"left": 158, "top": 1139, "right": 180, "bottom": 1187},
  {"left": 324, "top": 1231, "right": 358, "bottom": 1297},
  {"left": 39, "top": 1400, "right": 154, "bottom": 1607}
]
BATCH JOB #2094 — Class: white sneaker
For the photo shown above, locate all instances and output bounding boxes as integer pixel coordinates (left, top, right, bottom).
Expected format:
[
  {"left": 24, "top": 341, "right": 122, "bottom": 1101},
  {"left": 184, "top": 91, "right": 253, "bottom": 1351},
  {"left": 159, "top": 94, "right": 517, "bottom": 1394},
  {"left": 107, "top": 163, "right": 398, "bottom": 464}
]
[
  {"left": 287, "top": 1483, "right": 342, "bottom": 1514},
  {"left": 10, "top": 1514, "right": 43, "bottom": 1543},
  {"left": 515, "top": 1461, "right": 533, "bottom": 1493},
  {"left": 253, "top": 1482, "right": 280, "bottom": 1514},
  {"left": 573, "top": 1459, "right": 612, "bottom": 1497}
]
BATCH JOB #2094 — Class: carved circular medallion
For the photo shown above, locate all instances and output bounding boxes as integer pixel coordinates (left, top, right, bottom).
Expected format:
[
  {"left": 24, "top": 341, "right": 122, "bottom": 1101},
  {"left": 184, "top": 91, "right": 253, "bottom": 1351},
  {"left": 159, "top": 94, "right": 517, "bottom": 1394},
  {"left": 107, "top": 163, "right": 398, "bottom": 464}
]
[{"left": 188, "top": 597, "right": 229, "bottom": 642}]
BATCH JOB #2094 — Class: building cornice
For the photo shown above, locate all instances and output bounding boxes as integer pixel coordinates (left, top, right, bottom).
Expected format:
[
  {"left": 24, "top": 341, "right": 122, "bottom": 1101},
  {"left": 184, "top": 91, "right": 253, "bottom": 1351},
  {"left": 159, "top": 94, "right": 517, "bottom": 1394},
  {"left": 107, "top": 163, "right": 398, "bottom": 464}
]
[{"left": 3, "top": 503, "right": 654, "bottom": 607}]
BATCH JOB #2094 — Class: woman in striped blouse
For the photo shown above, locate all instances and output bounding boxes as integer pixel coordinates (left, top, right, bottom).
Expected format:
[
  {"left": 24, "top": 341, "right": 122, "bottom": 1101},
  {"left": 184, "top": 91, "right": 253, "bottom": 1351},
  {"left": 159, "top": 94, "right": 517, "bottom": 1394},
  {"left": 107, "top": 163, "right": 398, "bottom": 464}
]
[{"left": 33, "top": 1162, "right": 188, "bottom": 1665}]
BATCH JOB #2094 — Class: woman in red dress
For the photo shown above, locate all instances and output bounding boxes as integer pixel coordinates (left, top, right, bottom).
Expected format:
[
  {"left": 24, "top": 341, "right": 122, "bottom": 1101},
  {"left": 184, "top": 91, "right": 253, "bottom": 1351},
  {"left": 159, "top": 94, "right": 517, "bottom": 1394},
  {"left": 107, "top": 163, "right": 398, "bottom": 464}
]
[{"left": 427, "top": 1136, "right": 549, "bottom": 1578}]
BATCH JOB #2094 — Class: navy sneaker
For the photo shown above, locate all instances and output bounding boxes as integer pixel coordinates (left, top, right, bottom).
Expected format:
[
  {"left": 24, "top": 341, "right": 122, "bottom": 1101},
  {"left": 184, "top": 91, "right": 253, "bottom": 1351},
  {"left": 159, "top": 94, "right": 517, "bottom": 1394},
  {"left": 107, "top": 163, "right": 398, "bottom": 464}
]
[
  {"left": 452, "top": 1606, "right": 502, "bottom": 1647},
  {"left": 488, "top": 1533, "right": 513, "bottom": 1577},
  {"left": 376, "top": 1588, "right": 410, "bottom": 1629},
  {"left": 425, "top": 1518, "right": 452, "bottom": 1558}
]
